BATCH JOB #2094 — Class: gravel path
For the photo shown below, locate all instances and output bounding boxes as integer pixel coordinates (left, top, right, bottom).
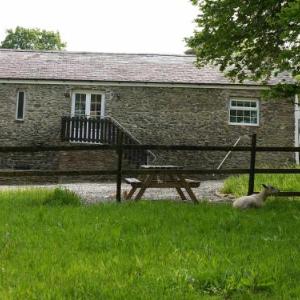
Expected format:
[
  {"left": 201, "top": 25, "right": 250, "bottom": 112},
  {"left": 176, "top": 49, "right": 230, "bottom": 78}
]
[{"left": 0, "top": 180, "right": 228, "bottom": 204}]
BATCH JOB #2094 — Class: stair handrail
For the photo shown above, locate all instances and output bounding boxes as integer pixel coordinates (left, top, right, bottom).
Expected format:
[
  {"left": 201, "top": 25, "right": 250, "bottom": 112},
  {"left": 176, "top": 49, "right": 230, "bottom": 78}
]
[
  {"left": 104, "top": 116, "right": 157, "bottom": 163},
  {"left": 217, "top": 136, "right": 242, "bottom": 170}
]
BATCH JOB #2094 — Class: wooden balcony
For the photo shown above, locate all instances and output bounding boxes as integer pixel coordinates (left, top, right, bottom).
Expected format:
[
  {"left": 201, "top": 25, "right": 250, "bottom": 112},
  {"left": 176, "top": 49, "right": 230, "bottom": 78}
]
[{"left": 61, "top": 116, "right": 155, "bottom": 166}]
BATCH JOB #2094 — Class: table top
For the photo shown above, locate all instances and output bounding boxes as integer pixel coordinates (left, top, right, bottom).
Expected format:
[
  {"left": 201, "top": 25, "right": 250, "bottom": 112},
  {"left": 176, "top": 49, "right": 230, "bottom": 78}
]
[{"left": 140, "top": 165, "right": 183, "bottom": 169}]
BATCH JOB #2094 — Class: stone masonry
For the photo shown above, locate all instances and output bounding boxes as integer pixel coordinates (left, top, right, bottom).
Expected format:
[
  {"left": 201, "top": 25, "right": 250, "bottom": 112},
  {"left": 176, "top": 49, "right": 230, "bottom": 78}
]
[{"left": 0, "top": 83, "right": 295, "bottom": 183}]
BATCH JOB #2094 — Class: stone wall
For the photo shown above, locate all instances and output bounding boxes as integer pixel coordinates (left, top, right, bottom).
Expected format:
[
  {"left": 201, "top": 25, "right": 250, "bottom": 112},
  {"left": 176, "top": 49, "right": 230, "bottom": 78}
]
[
  {"left": 107, "top": 86, "right": 295, "bottom": 169},
  {"left": 57, "top": 149, "right": 118, "bottom": 183},
  {"left": 0, "top": 83, "right": 295, "bottom": 183}
]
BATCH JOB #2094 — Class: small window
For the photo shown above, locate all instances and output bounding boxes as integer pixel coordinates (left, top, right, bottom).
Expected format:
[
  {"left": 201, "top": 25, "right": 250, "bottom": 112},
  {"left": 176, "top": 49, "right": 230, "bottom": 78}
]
[
  {"left": 229, "top": 99, "right": 259, "bottom": 126},
  {"left": 16, "top": 91, "right": 25, "bottom": 120}
]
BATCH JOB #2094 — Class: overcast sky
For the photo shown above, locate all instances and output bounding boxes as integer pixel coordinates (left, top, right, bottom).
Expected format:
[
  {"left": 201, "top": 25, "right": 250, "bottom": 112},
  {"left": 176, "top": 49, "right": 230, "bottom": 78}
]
[{"left": 0, "top": 0, "right": 198, "bottom": 54}]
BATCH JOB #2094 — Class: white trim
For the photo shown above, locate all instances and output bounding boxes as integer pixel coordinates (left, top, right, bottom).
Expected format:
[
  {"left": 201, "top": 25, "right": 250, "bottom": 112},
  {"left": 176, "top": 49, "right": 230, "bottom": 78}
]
[
  {"left": 295, "top": 94, "right": 299, "bottom": 164},
  {"left": 71, "top": 91, "right": 105, "bottom": 117},
  {"left": 15, "top": 91, "right": 26, "bottom": 121},
  {"left": 228, "top": 98, "right": 259, "bottom": 126},
  {"left": 0, "top": 79, "right": 270, "bottom": 90}
]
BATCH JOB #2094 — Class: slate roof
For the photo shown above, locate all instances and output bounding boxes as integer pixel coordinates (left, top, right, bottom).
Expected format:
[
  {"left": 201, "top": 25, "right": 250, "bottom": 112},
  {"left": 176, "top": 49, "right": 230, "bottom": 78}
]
[{"left": 0, "top": 49, "right": 293, "bottom": 86}]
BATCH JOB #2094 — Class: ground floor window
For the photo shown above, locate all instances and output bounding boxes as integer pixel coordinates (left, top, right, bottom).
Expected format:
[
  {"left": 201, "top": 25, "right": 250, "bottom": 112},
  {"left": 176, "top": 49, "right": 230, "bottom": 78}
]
[
  {"left": 229, "top": 98, "right": 259, "bottom": 126},
  {"left": 71, "top": 92, "right": 105, "bottom": 118}
]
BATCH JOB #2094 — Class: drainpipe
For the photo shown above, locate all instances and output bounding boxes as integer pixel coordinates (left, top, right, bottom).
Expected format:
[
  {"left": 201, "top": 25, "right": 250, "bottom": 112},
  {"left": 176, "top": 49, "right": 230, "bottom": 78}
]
[{"left": 295, "top": 94, "right": 299, "bottom": 164}]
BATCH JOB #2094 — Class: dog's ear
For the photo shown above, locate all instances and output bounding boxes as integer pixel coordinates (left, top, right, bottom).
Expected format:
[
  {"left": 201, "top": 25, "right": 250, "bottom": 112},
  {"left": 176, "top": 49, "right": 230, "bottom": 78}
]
[{"left": 262, "top": 184, "right": 267, "bottom": 188}]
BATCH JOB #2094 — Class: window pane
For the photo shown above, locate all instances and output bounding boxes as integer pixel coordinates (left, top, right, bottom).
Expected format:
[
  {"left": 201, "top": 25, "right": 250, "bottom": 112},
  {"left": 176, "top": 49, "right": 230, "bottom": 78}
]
[
  {"left": 237, "top": 110, "right": 244, "bottom": 117},
  {"left": 236, "top": 101, "right": 245, "bottom": 107},
  {"left": 90, "top": 94, "right": 102, "bottom": 118},
  {"left": 230, "top": 116, "right": 236, "bottom": 122},
  {"left": 244, "top": 116, "right": 250, "bottom": 123},
  {"left": 230, "top": 110, "right": 237, "bottom": 117},
  {"left": 231, "top": 100, "right": 257, "bottom": 108},
  {"left": 74, "top": 94, "right": 86, "bottom": 117},
  {"left": 17, "top": 92, "right": 25, "bottom": 120}
]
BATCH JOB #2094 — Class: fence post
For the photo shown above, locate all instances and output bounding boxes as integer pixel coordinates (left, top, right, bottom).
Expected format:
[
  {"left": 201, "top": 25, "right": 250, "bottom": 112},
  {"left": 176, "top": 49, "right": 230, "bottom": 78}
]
[
  {"left": 116, "top": 131, "right": 124, "bottom": 203},
  {"left": 248, "top": 134, "right": 257, "bottom": 195}
]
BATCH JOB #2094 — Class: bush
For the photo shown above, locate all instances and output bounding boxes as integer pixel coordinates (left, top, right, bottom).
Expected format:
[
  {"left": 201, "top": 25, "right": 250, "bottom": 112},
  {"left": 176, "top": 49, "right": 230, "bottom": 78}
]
[{"left": 43, "top": 188, "right": 82, "bottom": 206}]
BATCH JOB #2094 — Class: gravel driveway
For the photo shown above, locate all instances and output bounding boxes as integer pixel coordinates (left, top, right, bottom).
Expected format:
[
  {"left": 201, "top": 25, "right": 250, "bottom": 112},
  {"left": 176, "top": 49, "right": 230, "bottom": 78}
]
[{"left": 0, "top": 180, "right": 227, "bottom": 204}]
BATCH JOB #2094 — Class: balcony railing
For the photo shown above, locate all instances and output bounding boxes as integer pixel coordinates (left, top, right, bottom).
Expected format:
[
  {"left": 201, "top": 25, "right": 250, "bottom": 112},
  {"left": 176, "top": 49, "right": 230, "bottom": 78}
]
[{"left": 61, "top": 116, "right": 156, "bottom": 166}]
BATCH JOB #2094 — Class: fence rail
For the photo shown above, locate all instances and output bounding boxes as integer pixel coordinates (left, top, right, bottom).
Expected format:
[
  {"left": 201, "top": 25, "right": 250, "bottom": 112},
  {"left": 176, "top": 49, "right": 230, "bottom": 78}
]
[
  {"left": 1, "top": 144, "right": 300, "bottom": 153},
  {"left": 2, "top": 168, "right": 300, "bottom": 177},
  {"left": 0, "top": 134, "right": 300, "bottom": 202}
]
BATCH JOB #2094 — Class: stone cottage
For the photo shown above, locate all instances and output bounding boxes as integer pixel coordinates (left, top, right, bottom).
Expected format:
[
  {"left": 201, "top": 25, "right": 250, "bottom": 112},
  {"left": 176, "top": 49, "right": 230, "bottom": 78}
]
[{"left": 0, "top": 49, "right": 298, "bottom": 181}]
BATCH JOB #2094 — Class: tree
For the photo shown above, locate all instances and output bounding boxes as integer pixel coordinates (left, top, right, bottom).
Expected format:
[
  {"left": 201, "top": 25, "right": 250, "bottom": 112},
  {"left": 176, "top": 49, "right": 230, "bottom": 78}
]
[
  {"left": 0, "top": 27, "right": 66, "bottom": 50},
  {"left": 186, "top": 0, "right": 300, "bottom": 89},
  {"left": 184, "top": 48, "right": 196, "bottom": 55}
]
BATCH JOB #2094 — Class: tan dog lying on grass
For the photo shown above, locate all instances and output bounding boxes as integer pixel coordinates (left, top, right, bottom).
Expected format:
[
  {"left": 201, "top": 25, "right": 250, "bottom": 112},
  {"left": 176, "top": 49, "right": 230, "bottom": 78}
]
[{"left": 233, "top": 184, "right": 279, "bottom": 209}]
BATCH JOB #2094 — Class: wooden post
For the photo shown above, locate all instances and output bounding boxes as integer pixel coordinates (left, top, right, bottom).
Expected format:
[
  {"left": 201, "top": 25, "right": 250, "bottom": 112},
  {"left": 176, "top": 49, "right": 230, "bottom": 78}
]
[
  {"left": 248, "top": 134, "right": 257, "bottom": 195},
  {"left": 116, "top": 131, "right": 124, "bottom": 203}
]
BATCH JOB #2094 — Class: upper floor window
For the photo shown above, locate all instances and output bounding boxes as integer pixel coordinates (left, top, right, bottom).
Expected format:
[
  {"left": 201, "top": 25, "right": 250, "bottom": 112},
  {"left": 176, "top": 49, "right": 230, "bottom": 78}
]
[
  {"left": 229, "top": 99, "right": 259, "bottom": 126},
  {"left": 16, "top": 91, "right": 25, "bottom": 120},
  {"left": 71, "top": 92, "right": 105, "bottom": 118}
]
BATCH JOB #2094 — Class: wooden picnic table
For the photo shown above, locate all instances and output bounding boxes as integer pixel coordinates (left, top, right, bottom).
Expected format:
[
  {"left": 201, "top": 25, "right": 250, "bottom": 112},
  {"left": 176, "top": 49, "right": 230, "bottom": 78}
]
[{"left": 125, "top": 165, "right": 200, "bottom": 203}]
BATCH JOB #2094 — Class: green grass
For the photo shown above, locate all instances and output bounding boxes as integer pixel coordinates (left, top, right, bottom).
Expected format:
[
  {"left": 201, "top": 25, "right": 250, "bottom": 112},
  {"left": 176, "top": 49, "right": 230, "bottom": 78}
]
[
  {"left": 1, "top": 188, "right": 300, "bottom": 299},
  {"left": 222, "top": 173, "right": 300, "bottom": 197}
]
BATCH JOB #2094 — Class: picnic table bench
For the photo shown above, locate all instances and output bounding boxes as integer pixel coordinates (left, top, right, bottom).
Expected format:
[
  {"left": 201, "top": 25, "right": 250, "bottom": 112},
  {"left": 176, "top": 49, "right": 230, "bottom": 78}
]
[
  {"left": 125, "top": 177, "right": 200, "bottom": 188},
  {"left": 125, "top": 165, "right": 200, "bottom": 203}
]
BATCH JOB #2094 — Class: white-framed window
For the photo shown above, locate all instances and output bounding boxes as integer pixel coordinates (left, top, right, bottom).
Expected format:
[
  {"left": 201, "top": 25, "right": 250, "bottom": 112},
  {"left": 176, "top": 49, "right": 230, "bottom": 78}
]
[
  {"left": 229, "top": 98, "right": 259, "bottom": 126},
  {"left": 16, "top": 91, "right": 25, "bottom": 120},
  {"left": 71, "top": 91, "right": 105, "bottom": 118}
]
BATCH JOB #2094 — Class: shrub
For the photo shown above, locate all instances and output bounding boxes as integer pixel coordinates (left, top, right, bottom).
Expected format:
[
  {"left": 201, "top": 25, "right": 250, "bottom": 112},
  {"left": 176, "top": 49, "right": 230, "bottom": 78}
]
[{"left": 43, "top": 188, "right": 81, "bottom": 206}]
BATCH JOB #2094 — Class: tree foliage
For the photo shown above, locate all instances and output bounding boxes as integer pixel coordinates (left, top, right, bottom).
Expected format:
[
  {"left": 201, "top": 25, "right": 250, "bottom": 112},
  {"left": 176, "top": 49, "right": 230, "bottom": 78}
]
[
  {"left": 184, "top": 48, "right": 196, "bottom": 55},
  {"left": 0, "top": 27, "right": 66, "bottom": 50},
  {"left": 186, "top": 0, "right": 300, "bottom": 84}
]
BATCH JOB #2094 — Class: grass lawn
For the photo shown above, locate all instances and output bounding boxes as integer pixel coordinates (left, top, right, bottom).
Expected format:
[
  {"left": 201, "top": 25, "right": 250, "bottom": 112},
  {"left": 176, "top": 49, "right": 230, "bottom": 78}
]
[
  {"left": 1, "top": 187, "right": 300, "bottom": 299},
  {"left": 222, "top": 172, "right": 300, "bottom": 197}
]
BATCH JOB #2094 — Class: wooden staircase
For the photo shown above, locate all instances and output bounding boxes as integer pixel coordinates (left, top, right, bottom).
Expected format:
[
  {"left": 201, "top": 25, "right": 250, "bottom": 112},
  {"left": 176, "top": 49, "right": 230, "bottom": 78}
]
[{"left": 61, "top": 116, "right": 155, "bottom": 166}]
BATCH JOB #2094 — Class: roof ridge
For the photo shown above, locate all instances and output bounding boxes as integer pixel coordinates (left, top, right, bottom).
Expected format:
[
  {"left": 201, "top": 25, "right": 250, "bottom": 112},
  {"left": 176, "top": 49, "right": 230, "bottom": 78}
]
[{"left": 0, "top": 48, "right": 194, "bottom": 57}]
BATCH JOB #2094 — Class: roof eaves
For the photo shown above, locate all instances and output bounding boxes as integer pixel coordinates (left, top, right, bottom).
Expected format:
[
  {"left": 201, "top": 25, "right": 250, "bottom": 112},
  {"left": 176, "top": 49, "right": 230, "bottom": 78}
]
[{"left": 0, "top": 77, "right": 270, "bottom": 89}]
